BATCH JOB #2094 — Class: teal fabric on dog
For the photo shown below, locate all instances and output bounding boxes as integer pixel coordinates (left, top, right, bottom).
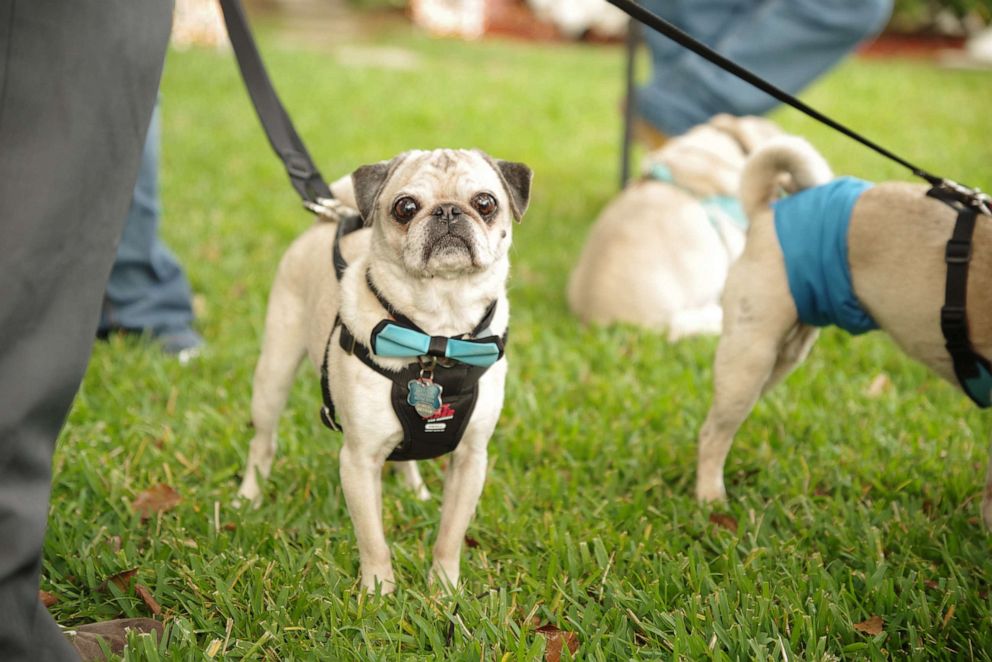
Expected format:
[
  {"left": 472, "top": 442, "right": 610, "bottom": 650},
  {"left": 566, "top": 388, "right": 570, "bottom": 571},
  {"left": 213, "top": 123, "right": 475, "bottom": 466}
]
[
  {"left": 648, "top": 163, "right": 749, "bottom": 230},
  {"left": 372, "top": 322, "right": 503, "bottom": 367},
  {"left": 773, "top": 177, "right": 878, "bottom": 334}
]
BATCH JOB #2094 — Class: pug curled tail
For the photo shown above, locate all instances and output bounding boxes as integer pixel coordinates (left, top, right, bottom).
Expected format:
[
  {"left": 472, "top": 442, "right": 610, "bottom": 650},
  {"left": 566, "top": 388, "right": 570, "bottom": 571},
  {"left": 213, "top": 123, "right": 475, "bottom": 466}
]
[{"left": 739, "top": 136, "right": 834, "bottom": 220}]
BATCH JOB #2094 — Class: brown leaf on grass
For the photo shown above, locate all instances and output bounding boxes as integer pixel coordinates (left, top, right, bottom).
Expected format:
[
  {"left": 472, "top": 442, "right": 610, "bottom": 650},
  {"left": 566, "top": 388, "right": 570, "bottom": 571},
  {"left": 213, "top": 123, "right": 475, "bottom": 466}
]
[
  {"left": 865, "top": 373, "right": 892, "bottom": 398},
  {"left": 39, "top": 590, "right": 58, "bottom": 607},
  {"left": 709, "top": 512, "right": 739, "bottom": 533},
  {"left": 135, "top": 583, "right": 162, "bottom": 615},
  {"left": 536, "top": 624, "right": 579, "bottom": 662},
  {"left": 464, "top": 535, "right": 480, "bottom": 549},
  {"left": 98, "top": 568, "right": 138, "bottom": 593},
  {"left": 942, "top": 604, "right": 956, "bottom": 628},
  {"left": 223, "top": 522, "right": 237, "bottom": 532},
  {"left": 924, "top": 579, "right": 940, "bottom": 591},
  {"left": 132, "top": 483, "right": 181, "bottom": 519},
  {"left": 853, "top": 615, "right": 884, "bottom": 635}
]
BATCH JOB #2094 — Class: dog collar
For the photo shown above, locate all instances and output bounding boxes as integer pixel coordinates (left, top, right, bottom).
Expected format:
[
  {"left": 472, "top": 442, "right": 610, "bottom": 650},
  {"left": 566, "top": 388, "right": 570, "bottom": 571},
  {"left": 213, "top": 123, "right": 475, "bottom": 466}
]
[
  {"left": 365, "top": 272, "right": 504, "bottom": 368},
  {"left": 647, "top": 163, "right": 748, "bottom": 230}
]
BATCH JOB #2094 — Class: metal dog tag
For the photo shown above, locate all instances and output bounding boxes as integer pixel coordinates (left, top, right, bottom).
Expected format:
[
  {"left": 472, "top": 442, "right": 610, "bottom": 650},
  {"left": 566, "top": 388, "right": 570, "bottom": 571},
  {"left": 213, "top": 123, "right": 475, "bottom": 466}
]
[{"left": 407, "top": 378, "right": 443, "bottom": 418}]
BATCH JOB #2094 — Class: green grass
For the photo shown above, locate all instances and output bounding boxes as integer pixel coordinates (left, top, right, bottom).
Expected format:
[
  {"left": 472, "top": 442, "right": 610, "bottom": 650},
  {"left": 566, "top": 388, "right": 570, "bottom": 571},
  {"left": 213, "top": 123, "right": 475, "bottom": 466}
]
[{"left": 45, "top": 19, "right": 992, "bottom": 660}]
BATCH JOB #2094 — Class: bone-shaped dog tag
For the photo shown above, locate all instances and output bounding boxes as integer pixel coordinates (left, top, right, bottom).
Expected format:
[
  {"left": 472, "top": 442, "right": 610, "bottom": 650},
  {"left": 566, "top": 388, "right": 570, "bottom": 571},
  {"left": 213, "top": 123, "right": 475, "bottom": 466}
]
[{"left": 407, "top": 378, "right": 443, "bottom": 418}]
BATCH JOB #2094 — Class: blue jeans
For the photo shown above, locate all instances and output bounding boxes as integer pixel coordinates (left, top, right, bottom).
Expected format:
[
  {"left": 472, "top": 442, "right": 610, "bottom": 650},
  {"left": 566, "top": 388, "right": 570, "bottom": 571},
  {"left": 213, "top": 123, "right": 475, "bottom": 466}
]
[
  {"left": 635, "top": 0, "right": 892, "bottom": 136},
  {"left": 99, "top": 102, "right": 195, "bottom": 337}
]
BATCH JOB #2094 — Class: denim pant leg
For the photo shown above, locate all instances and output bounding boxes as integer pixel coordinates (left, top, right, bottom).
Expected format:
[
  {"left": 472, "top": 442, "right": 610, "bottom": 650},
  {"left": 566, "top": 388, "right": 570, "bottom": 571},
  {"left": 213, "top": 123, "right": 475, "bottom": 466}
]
[
  {"left": 636, "top": 0, "right": 893, "bottom": 135},
  {"left": 100, "top": 103, "right": 195, "bottom": 336}
]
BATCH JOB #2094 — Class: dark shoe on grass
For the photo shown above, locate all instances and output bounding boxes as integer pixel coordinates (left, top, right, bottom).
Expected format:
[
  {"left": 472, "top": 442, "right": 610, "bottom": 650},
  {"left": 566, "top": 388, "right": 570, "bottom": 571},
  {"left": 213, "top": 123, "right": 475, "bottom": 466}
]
[{"left": 64, "top": 618, "right": 163, "bottom": 660}]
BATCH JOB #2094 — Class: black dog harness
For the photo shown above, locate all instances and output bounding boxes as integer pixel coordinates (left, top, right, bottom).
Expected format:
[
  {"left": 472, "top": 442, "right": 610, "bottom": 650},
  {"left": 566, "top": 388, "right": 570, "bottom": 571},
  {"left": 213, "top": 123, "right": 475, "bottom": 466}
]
[
  {"left": 929, "top": 184, "right": 992, "bottom": 408},
  {"left": 318, "top": 215, "right": 507, "bottom": 461}
]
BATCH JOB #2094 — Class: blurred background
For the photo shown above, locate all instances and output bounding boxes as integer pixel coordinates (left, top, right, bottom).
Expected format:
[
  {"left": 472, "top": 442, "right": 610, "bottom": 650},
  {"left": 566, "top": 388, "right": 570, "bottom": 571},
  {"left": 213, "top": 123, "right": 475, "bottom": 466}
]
[{"left": 175, "top": 0, "right": 992, "bottom": 60}]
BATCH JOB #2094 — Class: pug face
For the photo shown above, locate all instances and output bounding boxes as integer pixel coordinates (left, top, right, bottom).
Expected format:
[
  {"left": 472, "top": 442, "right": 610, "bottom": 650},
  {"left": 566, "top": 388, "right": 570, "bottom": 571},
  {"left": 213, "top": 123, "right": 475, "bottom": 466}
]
[{"left": 351, "top": 149, "right": 532, "bottom": 278}]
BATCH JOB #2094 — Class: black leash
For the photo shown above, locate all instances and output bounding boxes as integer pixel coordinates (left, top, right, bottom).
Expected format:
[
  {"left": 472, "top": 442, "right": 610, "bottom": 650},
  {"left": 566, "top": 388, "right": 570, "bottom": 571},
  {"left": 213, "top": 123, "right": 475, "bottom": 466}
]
[
  {"left": 218, "top": 0, "right": 336, "bottom": 215},
  {"left": 608, "top": 0, "right": 991, "bottom": 407}
]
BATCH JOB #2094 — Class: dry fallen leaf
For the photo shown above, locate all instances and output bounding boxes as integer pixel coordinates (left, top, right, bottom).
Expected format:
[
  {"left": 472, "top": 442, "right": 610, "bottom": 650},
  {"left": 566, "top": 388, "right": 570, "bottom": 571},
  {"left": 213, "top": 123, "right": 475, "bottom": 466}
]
[
  {"left": 135, "top": 583, "right": 162, "bottom": 615},
  {"left": 942, "top": 604, "right": 955, "bottom": 628},
  {"left": 853, "top": 615, "right": 884, "bottom": 636},
  {"left": 536, "top": 623, "right": 579, "bottom": 662},
  {"left": 99, "top": 568, "right": 138, "bottom": 593},
  {"left": 924, "top": 579, "right": 940, "bottom": 591},
  {"left": 865, "top": 373, "right": 892, "bottom": 398},
  {"left": 39, "top": 590, "right": 58, "bottom": 607},
  {"left": 709, "top": 512, "right": 739, "bottom": 533},
  {"left": 132, "top": 483, "right": 181, "bottom": 519}
]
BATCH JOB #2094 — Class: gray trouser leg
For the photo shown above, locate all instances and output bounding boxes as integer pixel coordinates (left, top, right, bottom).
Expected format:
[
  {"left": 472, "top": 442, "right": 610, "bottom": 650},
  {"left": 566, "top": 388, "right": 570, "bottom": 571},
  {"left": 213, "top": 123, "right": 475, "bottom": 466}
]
[{"left": 0, "top": 2, "right": 173, "bottom": 660}]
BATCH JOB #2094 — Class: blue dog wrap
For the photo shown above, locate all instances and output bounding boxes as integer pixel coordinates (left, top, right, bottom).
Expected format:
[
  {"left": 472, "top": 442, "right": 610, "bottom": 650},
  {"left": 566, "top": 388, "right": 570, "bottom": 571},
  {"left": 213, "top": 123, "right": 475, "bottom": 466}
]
[{"left": 773, "top": 177, "right": 878, "bottom": 334}]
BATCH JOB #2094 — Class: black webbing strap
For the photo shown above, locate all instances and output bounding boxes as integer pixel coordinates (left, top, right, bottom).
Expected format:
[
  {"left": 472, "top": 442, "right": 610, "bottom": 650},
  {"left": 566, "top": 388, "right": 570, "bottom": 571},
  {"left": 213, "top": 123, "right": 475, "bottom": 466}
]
[
  {"left": 333, "top": 212, "right": 365, "bottom": 280},
  {"left": 605, "top": 0, "right": 945, "bottom": 188},
  {"left": 936, "top": 204, "right": 992, "bottom": 408},
  {"left": 218, "top": 0, "right": 333, "bottom": 210}
]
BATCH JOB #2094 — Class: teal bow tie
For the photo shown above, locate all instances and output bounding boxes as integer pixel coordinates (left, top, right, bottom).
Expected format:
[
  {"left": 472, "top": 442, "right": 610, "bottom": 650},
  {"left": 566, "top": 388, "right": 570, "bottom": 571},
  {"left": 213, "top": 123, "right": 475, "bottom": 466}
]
[{"left": 371, "top": 321, "right": 504, "bottom": 367}]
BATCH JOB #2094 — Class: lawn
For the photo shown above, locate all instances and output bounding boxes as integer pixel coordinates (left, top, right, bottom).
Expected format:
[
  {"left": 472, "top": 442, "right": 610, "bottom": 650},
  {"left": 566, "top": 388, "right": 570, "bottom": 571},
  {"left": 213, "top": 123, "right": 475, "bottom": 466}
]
[{"left": 44, "top": 14, "right": 992, "bottom": 661}]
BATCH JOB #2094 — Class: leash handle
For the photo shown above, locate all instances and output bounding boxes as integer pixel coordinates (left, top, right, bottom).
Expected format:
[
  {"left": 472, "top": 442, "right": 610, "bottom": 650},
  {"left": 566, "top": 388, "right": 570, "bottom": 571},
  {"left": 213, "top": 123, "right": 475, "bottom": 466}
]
[
  {"left": 606, "top": 0, "right": 948, "bottom": 188},
  {"left": 218, "top": 0, "right": 333, "bottom": 209}
]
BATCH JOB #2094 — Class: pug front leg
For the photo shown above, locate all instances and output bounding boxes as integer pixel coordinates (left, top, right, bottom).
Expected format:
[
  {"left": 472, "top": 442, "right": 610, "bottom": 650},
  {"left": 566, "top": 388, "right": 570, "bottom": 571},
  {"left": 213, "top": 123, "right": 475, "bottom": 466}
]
[
  {"left": 339, "top": 444, "right": 395, "bottom": 593},
  {"left": 430, "top": 442, "right": 487, "bottom": 590}
]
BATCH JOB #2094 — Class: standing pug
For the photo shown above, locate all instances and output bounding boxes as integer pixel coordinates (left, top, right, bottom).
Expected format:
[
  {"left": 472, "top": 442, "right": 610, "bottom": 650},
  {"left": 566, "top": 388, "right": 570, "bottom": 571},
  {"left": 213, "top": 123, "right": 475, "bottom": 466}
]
[
  {"left": 237, "top": 149, "right": 531, "bottom": 593},
  {"left": 696, "top": 136, "right": 992, "bottom": 524}
]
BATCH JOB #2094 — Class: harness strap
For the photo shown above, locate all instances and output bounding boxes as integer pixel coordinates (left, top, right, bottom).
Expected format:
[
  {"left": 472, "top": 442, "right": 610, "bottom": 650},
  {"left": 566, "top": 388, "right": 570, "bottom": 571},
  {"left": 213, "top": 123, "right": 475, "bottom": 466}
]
[
  {"left": 939, "top": 206, "right": 992, "bottom": 408},
  {"left": 218, "top": 0, "right": 334, "bottom": 212}
]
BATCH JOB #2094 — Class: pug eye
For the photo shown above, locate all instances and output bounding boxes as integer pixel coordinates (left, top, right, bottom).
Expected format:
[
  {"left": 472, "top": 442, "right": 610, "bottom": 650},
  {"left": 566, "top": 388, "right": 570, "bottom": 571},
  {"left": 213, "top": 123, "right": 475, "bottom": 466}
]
[
  {"left": 392, "top": 196, "right": 420, "bottom": 224},
  {"left": 471, "top": 193, "right": 497, "bottom": 218}
]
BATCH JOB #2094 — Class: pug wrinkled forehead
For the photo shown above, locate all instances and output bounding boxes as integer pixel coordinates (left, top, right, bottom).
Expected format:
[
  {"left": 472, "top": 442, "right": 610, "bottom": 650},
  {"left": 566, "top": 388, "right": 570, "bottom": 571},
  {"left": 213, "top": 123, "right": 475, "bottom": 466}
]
[{"left": 351, "top": 148, "right": 532, "bottom": 276}]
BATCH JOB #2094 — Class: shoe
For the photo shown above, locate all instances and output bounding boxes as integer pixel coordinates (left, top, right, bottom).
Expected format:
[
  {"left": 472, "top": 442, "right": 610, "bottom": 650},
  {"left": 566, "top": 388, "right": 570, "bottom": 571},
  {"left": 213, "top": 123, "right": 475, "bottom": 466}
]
[
  {"left": 154, "top": 328, "right": 204, "bottom": 365},
  {"left": 64, "top": 618, "right": 163, "bottom": 661}
]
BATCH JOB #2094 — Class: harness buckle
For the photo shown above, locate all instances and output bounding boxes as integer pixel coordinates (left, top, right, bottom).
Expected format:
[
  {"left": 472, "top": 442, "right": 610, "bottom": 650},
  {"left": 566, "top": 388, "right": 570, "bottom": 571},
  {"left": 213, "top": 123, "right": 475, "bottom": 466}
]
[
  {"left": 945, "top": 238, "right": 973, "bottom": 265},
  {"left": 941, "top": 305, "right": 967, "bottom": 332}
]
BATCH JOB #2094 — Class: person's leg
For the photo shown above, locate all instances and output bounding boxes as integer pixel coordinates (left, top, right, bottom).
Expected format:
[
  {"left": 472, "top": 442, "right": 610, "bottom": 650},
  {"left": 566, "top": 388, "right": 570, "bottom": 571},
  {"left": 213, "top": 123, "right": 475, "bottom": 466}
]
[
  {"left": 636, "top": 0, "right": 893, "bottom": 135},
  {"left": 99, "top": 102, "right": 202, "bottom": 357},
  {"left": 0, "top": 2, "right": 172, "bottom": 660}
]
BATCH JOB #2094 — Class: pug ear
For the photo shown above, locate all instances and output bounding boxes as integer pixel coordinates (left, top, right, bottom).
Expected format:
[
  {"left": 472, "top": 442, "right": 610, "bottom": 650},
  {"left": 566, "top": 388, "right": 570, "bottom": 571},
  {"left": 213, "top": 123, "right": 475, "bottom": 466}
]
[
  {"left": 474, "top": 150, "right": 532, "bottom": 222},
  {"left": 709, "top": 113, "right": 783, "bottom": 155},
  {"left": 350, "top": 159, "right": 394, "bottom": 225},
  {"left": 497, "top": 160, "right": 532, "bottom": 222}
]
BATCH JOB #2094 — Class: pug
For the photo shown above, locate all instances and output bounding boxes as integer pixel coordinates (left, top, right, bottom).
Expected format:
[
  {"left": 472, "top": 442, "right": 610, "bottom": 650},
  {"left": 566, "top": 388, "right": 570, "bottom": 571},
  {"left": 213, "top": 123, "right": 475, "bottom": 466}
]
[
  {"left": 567, "top": 114, "right": 781, "bottom": 340},
  {"left": 695, "top": 135, "right": 992, "bottom": 524},
  {"left": 236, "top": 149, "right": 532, "bottom": 593}
]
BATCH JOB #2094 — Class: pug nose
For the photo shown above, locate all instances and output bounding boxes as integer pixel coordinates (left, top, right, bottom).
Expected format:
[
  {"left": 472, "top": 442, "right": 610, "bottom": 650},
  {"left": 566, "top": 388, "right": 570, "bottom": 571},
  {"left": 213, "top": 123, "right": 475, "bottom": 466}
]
[{"left": 432, "top": 204, "right": 463, "bottom": 223}]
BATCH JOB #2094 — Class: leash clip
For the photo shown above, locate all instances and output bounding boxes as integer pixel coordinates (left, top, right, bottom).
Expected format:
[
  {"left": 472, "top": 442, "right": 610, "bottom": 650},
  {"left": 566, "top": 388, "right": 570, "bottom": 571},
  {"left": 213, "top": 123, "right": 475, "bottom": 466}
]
[
  {"left": 303, "top": 196, "right": 349, "bottom": 220},
  {"left": 930, "top": 178, "right": 992, "bottom": 216}
]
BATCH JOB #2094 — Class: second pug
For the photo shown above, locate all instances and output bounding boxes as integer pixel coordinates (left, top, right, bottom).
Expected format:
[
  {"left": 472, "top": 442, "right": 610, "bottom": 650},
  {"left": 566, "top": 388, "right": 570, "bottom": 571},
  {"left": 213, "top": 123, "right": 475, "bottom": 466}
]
[
  {"left": 568, "top": 114, "right": 780, "bottom": 339},
  {"left": 237, "top": 149, "right": 532, "bottom": 593},
  {"left": 696, "top": 136, "right": 992, "bottom": 524}
]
